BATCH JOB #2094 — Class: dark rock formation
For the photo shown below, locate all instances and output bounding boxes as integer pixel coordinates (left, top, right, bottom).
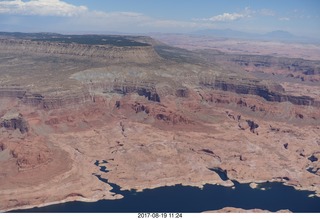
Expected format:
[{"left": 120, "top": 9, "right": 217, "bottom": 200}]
[
  {"left": 308, "top": 153, "right": 319, "bottom": 162},
  {"left": 0, "top": 142, "right": 5, "bottom": 151},
  {"left": 175, "top": 87, "right": 189, "bottom": 98},
  {"left": 307, "top": 167, "right": 320, "bottom": 175},
  {"left": 119, "top": 122, "right": 125, "bottom": 133},
  {"left": 296, "top": 113, "right": 304, "bottom": 119},
  {"left": 236, "top": 99, "right": 247, "bottom": 107},
  {"left": 115, "top": 101, "right": 121, "bottom": 109},
  {"left": 269, "top": 125, "right": 280, "bottom": 132},
  {"left": 226, "top": 111, "right": 236, "bottom": 120},
  {"left": 246, "top": 120, "right": 259, "bottom": 133},
  {"left": 274, "top": 176, "right": 290, "bottom": 181},
  {"left": 156, "top": 114, "right": 170, "bottom": 122},
  {"left": 0, "top": 113, "right": 29, "bottom": 134},
  {"left": 112, "top": 85, "right": 160, "bottom": 103},
  {"left": 155, "top": 113, "right": 189, "bottom": 125},
  {"left": 283, "top": 143, "right": 289, "bottom": 149},
  {"left": 137, "top": 88, "right": 160, "bottom": 102},
  {"left": 132, "top": 102, "right": 149, "bottom": 114},
  {"left": 200, "top": 149, "right": 214, "bottom": 154}
]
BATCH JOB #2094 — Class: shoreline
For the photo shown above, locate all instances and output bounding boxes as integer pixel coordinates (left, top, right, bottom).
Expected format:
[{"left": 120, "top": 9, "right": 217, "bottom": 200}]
[
  {"left": 3, "top": 178, "right": 320, "bottom": 213},
  {"left": 2, "top": 194, "right": 123, "bottom": 213}
]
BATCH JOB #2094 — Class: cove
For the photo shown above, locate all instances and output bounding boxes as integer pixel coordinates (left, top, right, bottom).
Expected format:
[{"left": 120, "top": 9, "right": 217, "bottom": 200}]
[{"left": 12, "top": 180, "right": 320, "bottom": 213}]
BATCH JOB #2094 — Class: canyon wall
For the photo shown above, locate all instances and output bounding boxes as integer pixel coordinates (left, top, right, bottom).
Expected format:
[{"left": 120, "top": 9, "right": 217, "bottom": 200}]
[
  {"left": 0, "top": 87, "right": 91, "bottom": 109},
  {"left": 200, "top": 79, "right": 320, "bottom": 107}
]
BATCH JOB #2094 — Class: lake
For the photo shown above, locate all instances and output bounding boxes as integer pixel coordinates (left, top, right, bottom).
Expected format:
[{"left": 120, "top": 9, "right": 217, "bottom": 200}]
[
  {"left": 11, "top": 160, "right": 320, "bottom": 213},
  {"left": 12, "top": 181, "right": 320, "bottom": 213}
]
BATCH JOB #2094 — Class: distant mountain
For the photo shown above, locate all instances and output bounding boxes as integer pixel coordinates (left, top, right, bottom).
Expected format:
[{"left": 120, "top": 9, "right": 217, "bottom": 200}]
[
  {"left": 261, "top": 30, "right": 312, "bottom": 42},
  {"left": 263, "top": 30, "right": 295, "bottom": 39},
  {"left": 193, "top": 29, "right": 319, "bottom": 44},
  {"left": 194, "top": 28, "right": 259, "bottom": 39}
]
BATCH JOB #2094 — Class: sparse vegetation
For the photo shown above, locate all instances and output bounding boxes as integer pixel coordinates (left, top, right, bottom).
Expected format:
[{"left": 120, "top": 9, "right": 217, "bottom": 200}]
[{"left": 0, "top": 32, "right": 150, "bottom": 47}]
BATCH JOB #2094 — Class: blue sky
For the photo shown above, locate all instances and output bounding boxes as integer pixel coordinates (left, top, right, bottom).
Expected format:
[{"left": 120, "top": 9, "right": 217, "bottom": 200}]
[{"left": 0, "top": 0, "right": 319, "bottom": 38}]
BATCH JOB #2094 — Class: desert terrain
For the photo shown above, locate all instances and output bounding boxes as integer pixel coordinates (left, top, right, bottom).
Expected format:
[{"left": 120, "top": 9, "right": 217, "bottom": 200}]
[
  {"left": 152, "top": 34, "right": 320, "bottom": 60},
  {"left": 0, "top": 32, "right": 319, "bottom": 212}
]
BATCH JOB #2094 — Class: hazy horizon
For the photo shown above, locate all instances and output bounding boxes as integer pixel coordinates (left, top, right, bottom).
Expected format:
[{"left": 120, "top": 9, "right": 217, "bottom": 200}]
[{"left": 0, "top": 0, "right": 319, "bottom": 39}]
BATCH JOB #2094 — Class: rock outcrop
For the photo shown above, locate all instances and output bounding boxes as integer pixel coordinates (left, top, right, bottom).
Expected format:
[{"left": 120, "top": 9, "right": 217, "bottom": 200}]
[
  {"left": 112, "top": 84, "right": 160, "bottom": 102},
  {"left": 238, "top": 119, "right": 259, "bottom": 133},
  {"left": 132, "top": 102, "right": 150, "bottom": 114},
  {"left": 0, "top": 112, "right": 28, "bottom": 134}
]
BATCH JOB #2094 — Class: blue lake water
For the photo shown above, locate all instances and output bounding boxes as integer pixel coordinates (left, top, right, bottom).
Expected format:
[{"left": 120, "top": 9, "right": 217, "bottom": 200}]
[
  {"left": 11, "top": 160, "right": 320, "bottom": 213},
  {"left": 12, "top": 181, "right": 320, "bottom": 213}
]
